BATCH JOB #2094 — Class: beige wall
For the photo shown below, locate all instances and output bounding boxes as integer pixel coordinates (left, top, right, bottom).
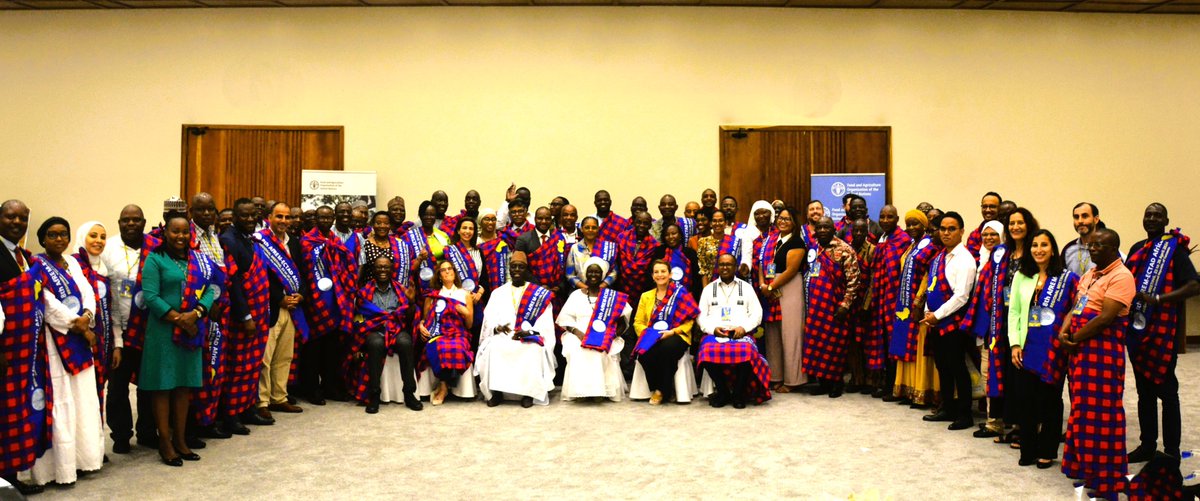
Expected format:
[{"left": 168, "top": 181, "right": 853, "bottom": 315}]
[{"left": 3, "top": 7, "right": 1199, "bottom": 322}]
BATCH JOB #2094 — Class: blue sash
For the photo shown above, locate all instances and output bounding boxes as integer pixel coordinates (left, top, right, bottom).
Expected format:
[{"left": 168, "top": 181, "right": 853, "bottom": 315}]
[
  {"left": 309, "top": 242, "right": 338, "bottom": 315},
  {"left": 592, "top": 240, "right": 618, "bottom": 265},
  {"left": 205, "top": 262, "right": 227, "bottom": 385},
  {"left": 1127, "top": 234, "right": 1178, "bottom": 347},
  {"left": 1022, "top": 270, "right": 1074, "bottom": 383},
  {"left": 889, "top": 237, "right": 931, "bottom": 356},
  {"left": 973, "top": 244, "right": 1008, "bottom": 339},
  {"left": 254, "top": 232, "right": 311, "bottom": 341},
  {"left": 392, "top": 237, "right": 414, "bottom": 284},
  {"left": 666, "top": 246, "right": 689, "bottom": 286},
  {"left": 634, "top": 286, "right": 683, "bottom": 355},
  {"left": 404, "top": 227, "right": 434, "bottom": 289},
  {"left": 517, "top": 285, "right": 553, "bottom": 330},
  {"left": 342, "top": 231, "right": 361, "bottom": 260},
  {"left": 679, "top": 217, "right": 697, "bottom": 241},
  {"left": 444, "top": 243, "right": 478, "bottom": 292},
  {"left": 34, "top": 256, "right": 83, "bottom": 316},
  {"left": 924, "top": 252, "right": 954, "bottom": 329},
  {"left": 581, "top": 288, "right": 626, "bottom": 352}
]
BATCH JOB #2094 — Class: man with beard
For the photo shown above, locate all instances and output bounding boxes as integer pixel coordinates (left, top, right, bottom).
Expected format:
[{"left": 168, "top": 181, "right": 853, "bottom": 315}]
[
  {"left": 1062, "top": 202, "right": 1102, "bottom": 278},
  {"left": 965, "top": 192, "right": 1002, "bottom": 260}
]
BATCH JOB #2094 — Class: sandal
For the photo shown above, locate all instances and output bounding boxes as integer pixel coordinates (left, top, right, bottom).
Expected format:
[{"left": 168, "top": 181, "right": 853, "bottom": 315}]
[{"left": 774, "top": 385, "right": 791, "bottom": 394}]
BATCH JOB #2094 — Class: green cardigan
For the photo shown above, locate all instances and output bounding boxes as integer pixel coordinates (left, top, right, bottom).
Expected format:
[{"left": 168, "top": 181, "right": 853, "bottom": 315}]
[{"left": 1006, "top": 270, "right": 1040, "bottom": 349}]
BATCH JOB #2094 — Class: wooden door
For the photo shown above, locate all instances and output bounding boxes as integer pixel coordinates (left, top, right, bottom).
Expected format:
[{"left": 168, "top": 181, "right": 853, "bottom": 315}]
[
  {"left": 718, "top": 126, "right": 891, "bottom": 223},
  {"left": 181, "top": 125, "right": 344, "bottom": 210}
]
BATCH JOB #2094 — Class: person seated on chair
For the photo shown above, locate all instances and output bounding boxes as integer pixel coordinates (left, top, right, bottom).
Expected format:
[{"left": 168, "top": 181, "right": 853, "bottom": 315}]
[
  {"left": 631, "top": 259, "right": 699, "bottom": 405},
  {"left": 696, "top": 253, "right": 771, "bottom": 409},
  {"left": 476, "top": 251, "right": 557, "bottom": 408},
  {"left": 556, "top": 256, "right": 631, "bottom": 403},
  {"left": 349, "top": 256, "right": 422, "bottom": 414}
]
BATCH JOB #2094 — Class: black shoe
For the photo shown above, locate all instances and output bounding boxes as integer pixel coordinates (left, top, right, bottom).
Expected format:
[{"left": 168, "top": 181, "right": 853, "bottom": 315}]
[
  {"left": 808, "top": 384, "right": 828, "bottom": 396},
  {"left": 12, "top": 479, "right": 45, "bottom": 495},
  {"left": 185, "top": 436, "right": 206, "bottom": 450},
  {"left": 828, "top": 386, "right": 844, "bottom": 398},
  {"left": 160, "top": 456, "right": 183, "bottom": 467},
  {"left": 136, "top": 436, "right": 159, "bottom": 449},
  {"left": 948, "top": 419, "right": 974, "bottom": 431},
  {"left": 487, "top": 392, "right": 504, "bottom": 407},
  {"left": 365, "top": 401, "right": 379, "bottom": 414},
  {"left": 731, "top": 396, "right": 747, "bottom": 409},
  {"left": 520, "top": 396, "right": 534, "bottom": 408},
  {"left": 112, "top": 440, "right": 131, "bottom": 454},
  {"left": 198, "top": 424, "right": 232, "bottom": 439},
  {"left": 223, "top": 419, "right": 251, "bottom": 436},
  {"left": 1037, "top": 460, "right": 1055, "bottom": 469},
  {"left": 871, "top": 387, "right": 887, "bottom": 399},
  {"left": 404, "top": 393, "right": 423, "bottom": 411},
  {"left": 973, "top": 428, "right": 1001, "bottom": 438},
  {"left": 1018, "top": 457, "right": 1037, "bottom": 466},
  {"left": 881, "top": 394, "right": 903, "bottom": 403},
  {"left": 241, "top": 410, "right": 274, "bottom": 426},
  {"left": 845, "top": 383, "right": 862, "bottom": 394},
  {"left": 923, "top": 411, "right": 954, "bottom": 422},
  {"left": 709, "top": 393, "right": 729, "bottom": 408},
  {"left": 180, "top": 452, "right": 201, "bottom": 461},
  {"left": 858, "top": 385, "right": 874, "bottom": 395},
  {"left": 308, "top": 388, "right": 327, "bottom": 406},
  {"left": 1128, "top": 445, "right": 1156, "bottom": 463}
]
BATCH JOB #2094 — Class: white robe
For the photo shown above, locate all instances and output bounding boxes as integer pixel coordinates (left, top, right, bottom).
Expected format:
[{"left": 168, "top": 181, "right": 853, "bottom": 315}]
[
  {"left": 474, "top": 283, "right": 557, "bottom": 405},
  {"left": 556, "top": 290, "right": 631, "bottom": 402},
  {"left": 23, "top": 258, "right": 104, "bottom": 486}
]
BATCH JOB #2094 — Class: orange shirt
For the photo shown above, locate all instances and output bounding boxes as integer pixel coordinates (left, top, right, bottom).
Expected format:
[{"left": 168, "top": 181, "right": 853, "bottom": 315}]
[{"left": 1076, "top": 258, "right": 1136, "bottom": 316}]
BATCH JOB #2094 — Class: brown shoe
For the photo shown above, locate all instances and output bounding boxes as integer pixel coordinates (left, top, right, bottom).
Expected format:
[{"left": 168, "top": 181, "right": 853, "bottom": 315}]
[
  {"left": 268, "top": 402, "right": 303, "bottom": 413},
  {"left": 649, "top": 390, "right": 663, "bottom": 405},
  {"left": 256, "top": 407, "right": 274, "bottom": 420}
]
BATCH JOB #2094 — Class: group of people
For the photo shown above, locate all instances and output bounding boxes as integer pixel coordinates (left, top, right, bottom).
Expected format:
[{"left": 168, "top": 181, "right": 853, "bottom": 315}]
[{"left": 0, "top": 186, "right": 1194, "bottom": 500}]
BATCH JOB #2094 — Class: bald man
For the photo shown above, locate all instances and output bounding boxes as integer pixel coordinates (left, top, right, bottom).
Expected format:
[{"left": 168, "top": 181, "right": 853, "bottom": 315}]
[{"left": 439, "top": 190, "right": 482, "bottom": 235}]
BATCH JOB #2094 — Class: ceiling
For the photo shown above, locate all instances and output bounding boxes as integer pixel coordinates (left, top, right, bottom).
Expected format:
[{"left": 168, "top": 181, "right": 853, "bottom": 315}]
[{"left": 1, "top": 0, "right": 1196, "bottom": 13}]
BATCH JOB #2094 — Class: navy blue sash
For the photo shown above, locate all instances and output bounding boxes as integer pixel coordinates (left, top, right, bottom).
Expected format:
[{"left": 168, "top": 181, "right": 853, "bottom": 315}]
[{"left": 1128, "top": 234, "right": 1178, "bottom": 345}]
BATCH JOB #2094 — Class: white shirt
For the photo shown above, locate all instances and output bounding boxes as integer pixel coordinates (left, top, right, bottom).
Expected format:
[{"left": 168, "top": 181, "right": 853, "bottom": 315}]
[
  {"left": 101, "top": 239, "right": 145, "bottom": 347},
  {"left": 926, "top": 243, "right": 978, "bottom": 321},
  {"left": 192, "top": 222, "right": 224, "bottom": 264},
  {"left": 555, "top": 289, "right": 633, "bottom": 335},
  {"left": 42, "top": 256, "right": 97, "bottom": 336},
  {"left": 697, "top": 277, "right": 762, "bottom": 334}
]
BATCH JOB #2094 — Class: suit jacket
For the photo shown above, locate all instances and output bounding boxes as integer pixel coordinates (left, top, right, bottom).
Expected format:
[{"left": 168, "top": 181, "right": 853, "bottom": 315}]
[
  {"left": 219, "top": 227, "right": 256, "bottom": 322},
  {"left": 0, "top": 240, "right": 30, "bottom": 283},
  {"left": 513, "top": 229, "right": 562, "bottom": 290}
]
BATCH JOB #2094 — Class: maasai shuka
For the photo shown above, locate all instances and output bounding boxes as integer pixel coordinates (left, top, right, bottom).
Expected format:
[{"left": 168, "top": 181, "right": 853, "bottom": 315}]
[
  {"left": 868, "top": 227, "right": 911, "bottom": 369},
  {"left": 1021, "top": 270, "right": 1077, "bottom": 385},
  {"left": 392, "top": 220, "right": 415, "bottom": 240},
  {"left": 74, "top": 251, "right": 112, "bottom": 406},
  {"left": 501, "top": 221, "right": 533, "bottom": 247},
  {"left": 803, "top": 247, "right": 853, "bottom": 382},
  {"left": 963, "top": 246, "right": 1009, "bottom": 398},
  {"left": 580, "top": 288, "right": 630, "bottom": 352},
  {"left": 302, "top": 228, "right": 356, "bottom": 338},
  {"left": 120, "top": 234, "right": 161, "bottom": 353},
  {"left": 1125, "top": 229, "right": 1190, "bottom": 385},
  {"left": 924, "top": 249, "right": 968, "bottom": 335},
  {"left": 193, "top": 258, "right": 230, "bottom": 427},
  {"left": 617, "top": 232, "right": 657, "bottom": 298},
  {"left": 30, "top": 255, "right": 94, "bottom": 374},
  {"left": 170, "top": 250, "right": 218, "bottom": 351},
  {"left": 751, "top": 228, "right": 781, "bottom": 323},
  {"left": 965, "top": 222, "right": 984, "bottom": 262},
  {"left": 478, "top": 238, "right": 511, "bottom": 292},
  {"left": 714, "top": 232, "right": 743, "bottom": 276},
  {"left": 0, "top": 267, "right": 52, "bottom": 478},
  {"left": 889, "top": 237, "right": 938, "bottom": 362},
  {"left": 598, "top": 213, "right": 631, "bottom": 249},
  {"left": 221, "top": 241, "right": 270, "bottom": 417},
  {"left": 1061, "top": 310, "right": 1129, "bottom": 497},
  {"left": 417, "top": 292, "right": 473, "bottom": 378},
  {"left": 696, "top": 335, "right": 772, "bottom": 404},
  {"left": 439, "top": 210, "right": 466, "bottom": 236},
  {"left": 851, "top": 241, "right": 880, "bottom": 369},
  {"left": 444, "top": 242, "right": 480, "bottom": 291},
  {"left": 347, "top": 279, "right": 411, "bottom": 403},
  {"left": 528, "top": 230, "right": 565, "bottom": 288},
  {"left": 632, "top": 283, "right": 699, "bottom": 357}
]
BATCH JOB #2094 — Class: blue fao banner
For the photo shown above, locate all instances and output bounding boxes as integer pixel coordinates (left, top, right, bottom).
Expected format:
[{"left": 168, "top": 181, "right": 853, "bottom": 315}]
[{"left": 810, "top": 173, "right": 887, "bottom": 223}]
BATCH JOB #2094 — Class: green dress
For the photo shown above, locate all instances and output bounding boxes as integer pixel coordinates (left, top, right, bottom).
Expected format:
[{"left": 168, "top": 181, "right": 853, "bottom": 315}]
[{"left": 138, "top": 252, "right": 216, "bottom": 391}]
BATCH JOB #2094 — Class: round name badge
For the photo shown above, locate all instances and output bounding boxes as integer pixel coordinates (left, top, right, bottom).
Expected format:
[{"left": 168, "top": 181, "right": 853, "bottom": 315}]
[
  {"left": 31, "top": 388, "right": 46, "bottom": 411},
  {"left": 253, "top": 232, "right": 263, "bottom": 241},
  {"left": 992, "top": 247, "right": 1006, "bottom": 264},
  {"left": 462, "top": 279, "right": 477, "bottom": 292},
  {"left": 591, "top": 320, "right": 607, "bottom": 333},
  {"left": 211, "top": 284, "right": 223, "bottom": 299},
  {"left": 807, "top": 249, "right": 818, "bottom": 263},
  {"left": 1038, "top": 307, "right": 1056, "bottom": 327},
  {"left": 133, "top": 291, "right": 145, "bottom": 309},
  {"left": 1132, "top": 312, "right": 1147, "bottom": 331},
  {"left": 521, "top": 320, "right": 534, "bottom": 332},
  {"left": 917, "top": 239, "right": 930, "bottom": 250},
  {"left": 652, "top": 320, "right": 669, "bottom": 331},
  {"left": 96, "top": 282, "right": 107, "bottom": 299},
  {"left": 317, "top": 277, "right": 334, "bottom": 292},
  {"left": 63, "top": 295, "right": 81, "bottom": 312},
  {"left": 670, "top": 267, "right": 684, "bottom": 282},
  {"left": 419, "top": 267, "right": 435, "bottom": 282},
  {"left": 435, "top": 299, "right": 447, "bottom": 314}
]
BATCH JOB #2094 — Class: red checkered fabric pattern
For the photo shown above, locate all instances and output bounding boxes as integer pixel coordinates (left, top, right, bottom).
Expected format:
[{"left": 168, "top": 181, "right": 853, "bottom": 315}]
[
  {"left": 598, "top": 213, "right": 631, "bottom": 248},
  {"left": 965, "top": 223, "right": 983, "bottom": 262},
  {"left": 803, "top": 250, "right": 852, "bottom": 382},
  {"left": 851, "top": 243, "right": 879, "bottom": 368},
  {"left": 347, "top": 279, "right": 412, "bottom": 403},
  {"left": 416, "top": 293, "right": 473, "bottom": 377},
  {"left": 528, "top": 230, "right": 565, "bottom": 287},
  {"left": 893, "top": 240, "right": 938, "bottom": 362},
  {"left": 751, "top": 230, "right": 781, "bottom": 323},
  {"left": 74, "top": 253, "right": 111, "bottom": 408},
  {"left": 697, "top": 335, "right": 772, "bottom": 403},
  {"left": 1125, "top": 230, "right": 1189, "bottom": 385},
  {"left": 0, "top": 270, "right": 53, "bottom": 477},
  {"left": 617, "top": 233, "right": 657, "bottom": 298},
  {"left": 31, "top": 256, "right": 95, "bottom": 375},
  {"left": 220, "top": 247, "right": 271, "bottom": 417},
  {"left": 438, "top": 210, "right": 466, "bottom": 236},
  {"left": 501, "top": 221, "right": 533, "bottom": 247},
  {"left": 122, "top": 234, "right": 161, "bottom": 353},
  {"left": 479, "top": 238, "right": 511, "bottom": 291},
  {"left": 302, "top": 229, "right": 357, "bottom": 338},
  {"left": 1062, "top": 310, "right": 1129, "bottom": 497},
  {"left": 869, "top": 228, "right": 911, "bottom": 368},
  {"left": 193, "top": 256, "right": 231, "bottom": 426}
]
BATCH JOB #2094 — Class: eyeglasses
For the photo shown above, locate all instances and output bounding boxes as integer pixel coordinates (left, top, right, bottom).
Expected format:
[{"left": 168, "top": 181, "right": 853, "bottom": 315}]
[
  {"left": 980, "top": 204, "right": 999, "bottom": 210},
  {"left": 1085, "top": 241, "right": 1111, "bottom": 250},
  {"left": 938, "top": 227, "right": 960, "bottom": 233},
  {"left": 44, "top": 232, "right": 70, "bottom": 240}
]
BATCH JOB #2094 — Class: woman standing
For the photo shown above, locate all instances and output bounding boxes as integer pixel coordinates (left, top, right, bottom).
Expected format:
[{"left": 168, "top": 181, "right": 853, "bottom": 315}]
[
  {"left": 764, "top": 207, "right": 809, "bottom": 393},
  {"left": 476, "top": 209, "right": 511, "bottom": 293},
  {"left": 139, "top": 217, "right": 217, "bottom": 466},
  {"left": 989, "top": 207, "right": 1040, "bottom": 444},
  {"left": 632, "top": 260, "right": 698, "bottom": 405},
  {"left": 964, "top": 220, "right": 1006, "bottom": 439},
  {"left": 71, "top": 221, "right": 113, "bottom": 409},
  {"left": 557, "top": 257, "right": 631, "bottom": 402},
  {"left": 649, "top": 223, "right": 701, "bottom": 300},
  {"left": 890, "top": 210, "right": 942, "bottom": 408},
  {"left": 26, "top": 217, "right": 104, "bottom": 485},
  {"left": 445, "top": 218, "right": 485, "bottom": 343},
  {"left": 408, "top": 201, "right": 451, "bottom": 296},
  {"left": 689, "top": 207, "right": 719, "bottom": 285},
  {"left": 416, "top": 260, "right": 475, "bottom": 405},
  {"left": 565, "top": 216, "right": 618, "bottom": 292},
  {"left": 1009, "top": 229, "right": 1076, "bottom": 468}
]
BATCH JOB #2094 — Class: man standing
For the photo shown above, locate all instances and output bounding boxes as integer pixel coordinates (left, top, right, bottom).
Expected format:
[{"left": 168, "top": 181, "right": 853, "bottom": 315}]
[
  {"left": 630, "top": 197, "right": 649, "bottom": 220},
  {"left": 920, "top": 211, "right": 978, "bottom": 431},
  {"left": 1058, "top": 228, "right": 1136, "bottom": 498},
  {"left": 299, "top": 205, "right": 357, "bottom": 405},
  {"left": 0, "top": 200, "right": 50, "bottom": 495},
  {"left": 836, "top": 196, "right": 883, "bottom": 242},
  {"left": 101, "top": 204, "right": 161, "bottom": 452},
  {"left": 254, "top": 203, "right": 309, "bottom": 420},
  {"left": 1063, "top": 202, "right": 1102, "bottom": 278},
  {"left": 250, "top": 196, "right": 268, "bottom": 232},
  {"left": 651, "top": 194, "right": 688, "bottom": 241},
  {"left": 720, "top": 196, "right": 745, "bottom": 236},
  {"left": 501, "top": 200, "right": 534, "bottom": 245},
  {"left": 802, "top": 217, "right": 860, "bottom": 398},
  {"left": 868, "top": 205, "right": 911, "bottom": 398},
  {"left": 514, "top": 207, "right": 564, "bottom": 301},
  {"left": 696, "top": 253, "right": 770, "bottom": 409},
  {"left": 700, "top": 189, "right": 718, "bottom": 212},
  {"left": 617, "top": 212, "right": 656, "bottom": 299},
  {"left": 189, "top": 194, "right": 232, "bottom": 440},
  {"left": 845, "top": 219, "right": 876, "bottom": 394},
  {"left": 476, "top": 252, "right": 557, "bottom": 408},
  {"left": 219, "top": 198, "right": 274, "bottom": 433},
  {"left": 965, "top": 192, "right": 1002, "bottom": 260},
  {"left": 387, "top": 196, "right": 414, "bottom": 238},
  {"left": 1125, "top": 203, "right": 1200, "bottom": 463},
  {"left": 558, "top": 204, "right": 581, "bottom": 245},
  {"left": 331, "top": 202, "right": 360, "bottom": 259},
  {"left": 439, "top": 190, "right": 481, "bottom": 235},
  {"left": 430, "top": 190, "right": 450, "bottom": 231},
  {"left": 593, "top": 190, "right": 630, "bottom": 246}
]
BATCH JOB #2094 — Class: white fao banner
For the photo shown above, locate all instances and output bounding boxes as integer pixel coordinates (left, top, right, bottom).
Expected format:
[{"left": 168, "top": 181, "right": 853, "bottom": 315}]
[{"left": 301, "top": 170, "right": 378, "bottom": 212}]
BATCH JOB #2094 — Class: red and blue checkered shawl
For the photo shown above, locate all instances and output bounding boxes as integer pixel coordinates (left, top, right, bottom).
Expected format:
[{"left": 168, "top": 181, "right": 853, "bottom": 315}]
[
  {"left": 617, "top": 232, "right": 657, "bottom": 298},
  {"left": 444, "top": 242, "right": 480, "bottom": 292},
  {"left": 1125, "top": 229, "right": 1190, "bottom": 385},
  {"left": 501, "top": 221, "right": 533, "bottom": 247},
  {"left": 255, "top": 229, "right": 311, "bottom": 343},
  {"left": 714, "top": 232, "right": 743, "bottom": 276},
  {"left": 803, "top": 246, "right": 852, "bottom": 382},
  {"left": 868, "top": 227, "right": 911, "bottom": 368},
  {"left": 598, "top": 213, "right": 631, "bottom": 248},
  {"left": 347, "top": 279, "right": 411, "bottom": 402},
  {"left": 0, "top": 264, "right": 53, "bottom": 477},
  {"left": 73, "top": 251, "right": 112, "bottom": 406},
  {"left": 924, "top": 248, "right": 969, "bottom": 335},
  {"left": 438, "top": 210, "right": 466, "bottom": 236},
  {"left": 580, "top": 288, "right": 630, "bottom": 352},
  {"left": 302, "top": 228, "right": 356, "bottom": 337},
  {"left": 528, "top": 230, "right": 565, "bottom": 288},
  {"left": 888, "top": 237, "right": 938, "bottom": 362},
  {"left": 1062, "top": 308, "right": 1129, "bottom": 497},
  {"left": 961, "top": 245, "right": 1010, "bottom": 397},
  {"left": 221, "top": 237, "right": 270, "bottom": 416},
  {"left": 123, "top": 234, "right": 161, "bottom": 352},
  {"left": 965, "top": 222, "right": 984, "bottom": 262},
  {"left": 418, "top": 292, "right": 473, "bottom": 378},
  {"left": 193, "top": 258, "right": 229, "bottom": 427},
  {"left": 851, "top": 242, "right": 878, "bottom": 368},
  {"left": 752, "top": 228, "right": 781, "bottom": 323},
  {"left": 697, "top": 335, "right": 772, "bottom": 404},
  {"left": 633, "top": 283, "right": 700, "bottom": 356},
  {"left": 31, "top": 255, "right": 94, "bottom": 374},
  {"left": 663, "top": 245, "right": 693, "bottom": 291},
  {"left": 392, "top": 221, "right": 416, "bottom": 241},
  {"left": 478, "top": 237, "right": 511, "bottom": 292},
  {"left": 1020, "top": 270, "right": 1078, "bottom": 385},
  {"left": 166, "top": 250, "right": 219, "bottom": 351},
  {"left": 515, "top": 284, "right": 554, "bottom": 346},
  {"left": 375, "top": 234, "right": 415, "bottom": 285}
]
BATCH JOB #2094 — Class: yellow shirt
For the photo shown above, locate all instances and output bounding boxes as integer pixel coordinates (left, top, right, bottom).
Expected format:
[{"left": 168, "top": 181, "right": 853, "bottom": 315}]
[{"left": 633, "top": 289, "right": 694, "bottom": 345}]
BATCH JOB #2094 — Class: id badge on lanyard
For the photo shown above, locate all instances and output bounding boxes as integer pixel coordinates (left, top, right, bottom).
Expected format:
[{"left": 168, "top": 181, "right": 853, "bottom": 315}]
[
  {"left": 120, "top": 279, "right": 135, "bottom": 299},
  {"left": 720, "top": 306, "right": 732, "bottom": 323},
  {"left": 1071, "top": 293, "right": 1088, "bottom": 315}
]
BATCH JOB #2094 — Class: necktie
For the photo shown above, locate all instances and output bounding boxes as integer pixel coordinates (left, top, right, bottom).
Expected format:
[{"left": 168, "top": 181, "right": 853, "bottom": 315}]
[
  {"left": 540, "top": 234, "right": 547, "bottom": 246},
  {"left": 14, "top": 247, "right": 26, "bottom": 271}
]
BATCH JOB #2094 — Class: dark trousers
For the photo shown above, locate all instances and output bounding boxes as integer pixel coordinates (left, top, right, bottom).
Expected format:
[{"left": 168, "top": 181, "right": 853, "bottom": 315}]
[
  {"left": 298, "top": 333, "right": 344, "bottom": 398},
  {"left": 639, "top": 335, "right": 689, "bottom": 399},
  {"left": 105, "top": 348, "right": 156, "bottom": 442},
  {"left": 1015, "top": 369, "right": 1064, "bottom": 461},
  {"left": 365, "top": 332, "right": 416, "bottom": 396},
  {"left": 931, "top": 328, "right": 972, "bottom": 419},
  {"left": 882, "top": 359, "right": 896, "bottom": 391},
  {"left": 704, "top": 362, "right": 750, "bottom": 401},
  {"left": 1135, "top": 357, "right": 1181, "bottom": 456}
]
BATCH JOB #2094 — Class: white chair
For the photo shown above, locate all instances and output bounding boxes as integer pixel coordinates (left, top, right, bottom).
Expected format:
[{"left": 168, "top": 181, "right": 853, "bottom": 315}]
[
  {"left": 416, "top": 365, "right": 478, "bottom": 400},
  {"left": 629, "top": 353, "right": 697, "bottom": 403},
  {"left": 378, "top": 355, "right": 422, "bottom": 403}
]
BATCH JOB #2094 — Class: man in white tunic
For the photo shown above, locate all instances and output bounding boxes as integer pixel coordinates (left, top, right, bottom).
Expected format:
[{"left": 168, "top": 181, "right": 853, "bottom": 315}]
[
  {"left": 696, "top": 253, "right": 770, "bottom": 408},
  {"left": 476, "top": 251, "right": 557, "bottom": 408},
  {"left": 556, "top": 257, "right": 631, "bottom": 402}
]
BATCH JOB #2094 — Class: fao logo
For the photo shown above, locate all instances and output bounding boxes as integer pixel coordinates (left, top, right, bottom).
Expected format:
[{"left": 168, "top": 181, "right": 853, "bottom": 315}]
[
  {"left": 309, "top": 180, "right": 320, "bottom": 190},
  {"left": 830, "top": 182, "right": 847, "bottom": 197}
]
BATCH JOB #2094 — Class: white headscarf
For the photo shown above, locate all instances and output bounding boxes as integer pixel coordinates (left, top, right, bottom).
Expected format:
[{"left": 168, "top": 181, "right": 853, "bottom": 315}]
[
  {"left": 978, "top": 220, "right": 1006, "bottom": 268},
  {"left": 744, "top": 200, "right": 776, "bottom": 242},
  {"left": 582, "top": 256, "right": 610, "bottom": 277},
  {"left": 73, "top": 220, "right": 108, "bottom": 275}
]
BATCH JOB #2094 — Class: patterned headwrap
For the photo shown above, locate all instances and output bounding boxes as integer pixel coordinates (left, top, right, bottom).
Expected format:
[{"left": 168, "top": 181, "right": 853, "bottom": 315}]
[{"left": 904, "top": 209, "right": 929, "bottom": 228}]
